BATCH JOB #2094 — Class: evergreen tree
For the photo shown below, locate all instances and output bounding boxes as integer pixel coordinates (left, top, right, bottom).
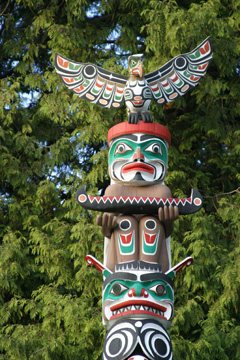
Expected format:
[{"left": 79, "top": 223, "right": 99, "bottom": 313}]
[{"left": 0, "top": 0, "right": 239, "bottom": 359}]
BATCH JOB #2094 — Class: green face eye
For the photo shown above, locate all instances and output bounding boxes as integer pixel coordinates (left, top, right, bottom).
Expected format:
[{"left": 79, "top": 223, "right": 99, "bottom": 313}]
[
  {"left": 144, "top": 143, "right": 163, "bottom": 155},
  {"left": 110, "top": 283, "right": 129, "bottom": 296},
  {"left": 149, "top": 283, "right": 167, "bottom": 296},
  {"left": 115, "top": 142, "right": 133, "bottom": 155},
  {"left": 130, "top": 59, "right": 137, "bottom": 68}
]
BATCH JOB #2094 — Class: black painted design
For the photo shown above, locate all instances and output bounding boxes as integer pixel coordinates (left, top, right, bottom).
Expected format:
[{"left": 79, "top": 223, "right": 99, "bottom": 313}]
[
  {"left": 76, "top": 186, "right": 203, "bottom": 215},
  {"left": 103, "top": 319, "right": 172, "bottom": 360}
]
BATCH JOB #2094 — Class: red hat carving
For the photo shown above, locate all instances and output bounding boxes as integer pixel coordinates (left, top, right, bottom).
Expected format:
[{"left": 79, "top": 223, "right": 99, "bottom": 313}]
[{"left": 108, "top": 121, "right": 171, "bottom": 145}]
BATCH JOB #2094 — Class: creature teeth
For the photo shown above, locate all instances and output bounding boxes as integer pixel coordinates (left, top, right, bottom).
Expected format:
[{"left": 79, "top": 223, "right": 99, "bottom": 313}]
[{"left": 112, "top": 305, "right": 165, "bottom": 316}]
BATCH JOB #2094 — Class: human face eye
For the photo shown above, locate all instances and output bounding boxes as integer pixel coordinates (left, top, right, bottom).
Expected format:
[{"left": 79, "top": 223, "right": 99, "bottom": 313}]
[
  {"left": 144, "top": 142, "right": 163, "bottom": 156},
  {"left": 148, "top": 283, "right": 167, "bottom": 296},
  {"left": 110, "top": 283, "right": 129, "bottom": 296},
  {"left": 115, "top": 143, "right": 133, "bottom": 155}
]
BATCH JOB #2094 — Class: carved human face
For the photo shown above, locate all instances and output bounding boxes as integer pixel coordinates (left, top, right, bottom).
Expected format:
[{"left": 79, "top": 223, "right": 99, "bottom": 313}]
[
  {"left": 102, "top": 272, "right": 174, "bottom": 330},
  {"left": 108, "top": 134, "right": 168, "bottom": 186}
]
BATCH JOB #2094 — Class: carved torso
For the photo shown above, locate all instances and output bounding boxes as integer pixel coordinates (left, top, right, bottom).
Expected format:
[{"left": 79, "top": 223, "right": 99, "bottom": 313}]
[{"left": 124, "top": 78, "right": 152, "bottom": 114}]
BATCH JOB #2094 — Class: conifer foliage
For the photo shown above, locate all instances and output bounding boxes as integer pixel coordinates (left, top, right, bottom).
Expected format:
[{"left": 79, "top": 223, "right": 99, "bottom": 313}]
[{"left": 0, "top": 0, "right": 239, "bottom": 359}]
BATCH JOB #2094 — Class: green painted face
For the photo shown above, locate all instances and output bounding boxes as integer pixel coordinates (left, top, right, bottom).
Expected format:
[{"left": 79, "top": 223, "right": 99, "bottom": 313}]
[
  {"left": 103, "top": 279, "right": 173, "bottom": 303},
  {"left": 102, "top": 275, "right": 174, "bottom": 327},
  {"left": 108, "top": 134, "right": 168, "bottom": 185},
  {"left": 128, "top": 56, "right": 143, "bottom": 77}
]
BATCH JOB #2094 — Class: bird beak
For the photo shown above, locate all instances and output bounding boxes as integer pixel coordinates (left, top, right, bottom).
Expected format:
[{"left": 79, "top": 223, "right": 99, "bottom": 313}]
[{"left": 132, "top": 60, "right": 143, "bottom": 78}]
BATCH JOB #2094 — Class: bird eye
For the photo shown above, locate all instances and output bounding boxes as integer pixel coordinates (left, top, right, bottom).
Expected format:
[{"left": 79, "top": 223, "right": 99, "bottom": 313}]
[
  {"left": 149, "top": 283, "right": 167, "bottom": 296},
  {"left": 144, "top": 143, "right": 163, "bottom": 155},
  {"left": 131, "top": 60, "right": 136, "bottom": 67},
  {"left": 110, "top": 283, "right": 129, "bottom": 296},
  {"left": 115, "top": 143, "right": 133, "bottom": 155}
]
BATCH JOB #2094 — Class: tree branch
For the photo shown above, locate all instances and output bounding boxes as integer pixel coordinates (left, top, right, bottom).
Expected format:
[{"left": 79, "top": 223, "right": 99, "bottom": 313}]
[{"left": 0, "top": 0, "right": 11, "bottom": 17}]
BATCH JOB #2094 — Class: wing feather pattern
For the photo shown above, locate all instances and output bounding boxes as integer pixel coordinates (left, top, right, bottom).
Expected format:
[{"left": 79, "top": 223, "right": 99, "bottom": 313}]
[
  {"left": 145, "top": 37, "right": 213, "bottom": 104},
  {"left": 55, "top": 53, "right": 128, "bottom": 109}
]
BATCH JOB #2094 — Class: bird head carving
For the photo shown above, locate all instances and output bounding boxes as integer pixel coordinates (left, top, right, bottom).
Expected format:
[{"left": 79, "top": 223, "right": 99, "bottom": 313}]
[{"left": 128, "top": 54, "right": 144, "bottom": 78}]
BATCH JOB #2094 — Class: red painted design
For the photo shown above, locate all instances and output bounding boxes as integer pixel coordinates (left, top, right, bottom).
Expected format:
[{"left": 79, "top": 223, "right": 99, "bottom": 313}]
[
  {"left": 120, "top": 233, "right": 133, "bottom": 244},
  {"left": 108, "top": 121, "right": 171, "bottom": 146},
  {"left": 57, "top": 56, "right": 69, "bottom": 68},
  {"left": 63, "top": 77, "right": 74, "bottom": 83},
  {"left": 116, "top": 88, "right": 124, "bottom": 94},
  {"left": 96, "top": 81, "right": 104, "bottom": 88},
  {"left": 132, "top": 100, "right": 144, "bottom": 106},
  {"left": 85, "top": 255, "right": 104, "bottom": 274},
  {"left": 140, "top": 288, "right": 149, "bottom": 298},
  {"left": 128, "top": 287, "right": 137, "bottom": 297},
  {"left": 111, "top": 300, "right": 167, "bottom": 312},
  {"left": 200, "top": 41, "right": 210, "bottom": 55},
  {"left": 162, "top": 80, "right": 169, "bottom": 87},
  {"left": 133, "top": 150, "right": 144, "bottom": 160},
  {"left": 151, "top": 84, "right": 159, "bottom": 91},
  {"left": 122, "top": 163, "right": 154, "bottom": 174},
  {"left": 198, "top": 62, "right": 208, "bottom": 70},
  {"left": 171, "top": 74, "right": 179, "bottom": 82},
  {"left": 87, "top": 194, "right": 192, "bottom": 205},
  {"left": 74, "top": 85, "right": 85, "bottom": 93},
  {"left": 78, "top": 194, "right": 87, "bottom": 202},
  {"left": 190, "top": 75, "right": 200, "bottom": 82},
  {"left": 144, "top": 232, "right": 157, "bottom": 244},
  {"left": 194, "top": 198, "right": 202, "bottom": 206},
  {"left": 110, "top": 310, "right": 167, "bottom": 321},
  {"left": 166, "top": 257, "right": 193, "bottom": 276}
]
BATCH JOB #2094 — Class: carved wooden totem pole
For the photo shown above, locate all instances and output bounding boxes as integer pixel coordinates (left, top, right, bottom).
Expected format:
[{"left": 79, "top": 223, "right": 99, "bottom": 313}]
[{"left": 55, "top": 37, "right": 212, "bottom": 360}]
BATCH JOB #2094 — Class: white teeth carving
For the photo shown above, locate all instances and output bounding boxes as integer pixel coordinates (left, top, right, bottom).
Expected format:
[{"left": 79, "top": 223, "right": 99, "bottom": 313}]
[{"left": 111, "top": 305, "right": 165, "bottom": 316}]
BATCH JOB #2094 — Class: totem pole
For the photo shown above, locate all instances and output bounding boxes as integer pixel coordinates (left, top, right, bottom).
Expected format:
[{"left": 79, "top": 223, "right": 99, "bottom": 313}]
[{"left": 55, "top": 37, "right": 212, "bottom": 360}]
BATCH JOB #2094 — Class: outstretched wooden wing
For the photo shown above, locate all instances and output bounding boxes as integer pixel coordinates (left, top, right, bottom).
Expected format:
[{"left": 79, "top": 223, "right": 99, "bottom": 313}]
[
  {"left": 145, "top": 37, "right": 213, "bottom": 104},
  {"left": 55, "top": 53, "right": 128, "bottom": 109}
]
